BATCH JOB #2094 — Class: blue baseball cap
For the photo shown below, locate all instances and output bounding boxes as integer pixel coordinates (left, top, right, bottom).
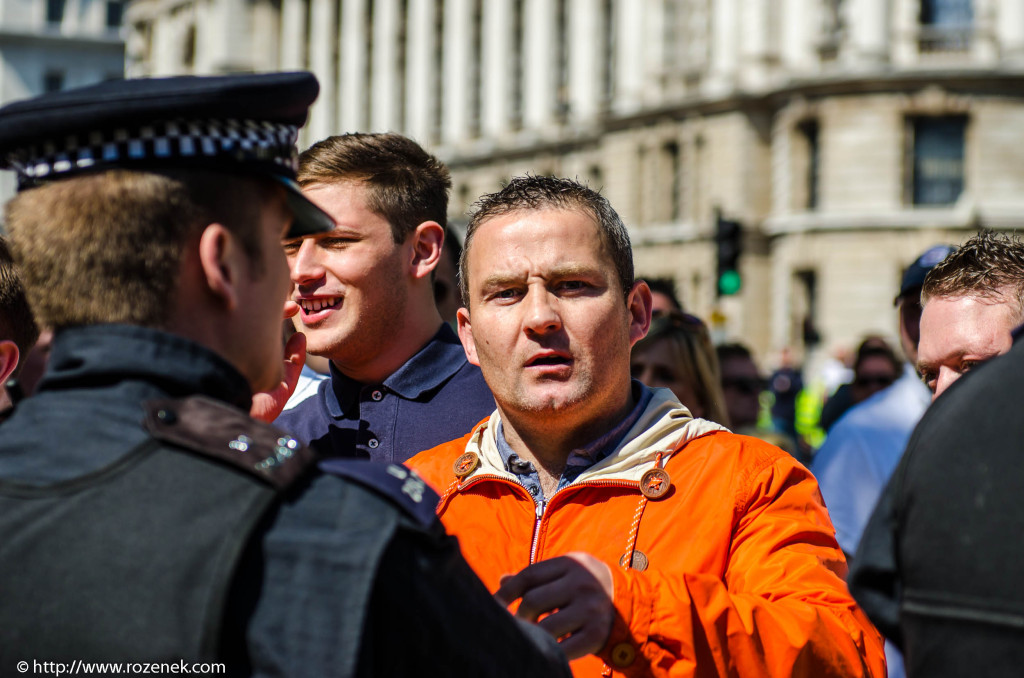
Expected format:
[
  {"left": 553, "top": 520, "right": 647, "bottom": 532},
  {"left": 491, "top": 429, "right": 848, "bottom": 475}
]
[{"left": 896, "top": 244, "right": 956, "bottom": 304}]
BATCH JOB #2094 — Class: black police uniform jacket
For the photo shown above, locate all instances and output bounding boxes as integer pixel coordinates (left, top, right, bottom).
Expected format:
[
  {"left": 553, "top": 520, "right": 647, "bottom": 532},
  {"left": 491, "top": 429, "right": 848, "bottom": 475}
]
[{"left": 0, "top": 325, "right": 569, "bottom": 677}]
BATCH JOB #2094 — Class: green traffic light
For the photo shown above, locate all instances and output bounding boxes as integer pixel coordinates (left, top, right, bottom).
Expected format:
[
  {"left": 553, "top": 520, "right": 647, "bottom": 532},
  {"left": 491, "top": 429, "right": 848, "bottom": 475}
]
[{"left": 718, "top": 269, "right": 742, "bottom": 296}]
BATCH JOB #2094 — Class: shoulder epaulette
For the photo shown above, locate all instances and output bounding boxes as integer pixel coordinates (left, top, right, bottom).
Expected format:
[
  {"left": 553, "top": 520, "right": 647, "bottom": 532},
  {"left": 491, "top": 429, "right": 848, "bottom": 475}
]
[
  {"left": 143, "top": 396, "right": 314, "bottom": 490},
  {"left": 319, "top": 459, "right": 440, "bottom": 529}
]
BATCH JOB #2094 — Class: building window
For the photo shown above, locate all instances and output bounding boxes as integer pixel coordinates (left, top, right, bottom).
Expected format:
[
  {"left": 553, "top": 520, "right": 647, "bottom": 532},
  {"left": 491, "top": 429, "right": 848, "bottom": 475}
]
[
  {"left": 43, "top": 70, "right": 65, "bottom": 93},
  {"left": 601, "top": 0, "right": 615, "bottom": 109},
  {"left": 510, "top": 0, "right": 525, "bottom": 130},
  {"left": 919, "top": 0, "right": 972, "bottom": 53},
  {"left": 364, "top": 0, "right": 375, "bottom": 128},
  {"left": 182, "top": 25, "right": 196, "bottom": 69},
  {"left": 663, "top": 141, "right": 682, "bottom": 221},
  {"left": 818, "top": 0, "right": 844, "bottom": 61},
  {"left": 909, "top": 116, "right": 966, "bottom": 206},
  {"left": 468, "top": 0, "right": 483, "bottom": 137},
  {"left": 793, "top": 269, "right": 820, "bottom": 349},
  {"left": 46, "top": 0, "right": 66, "bottom": 25},
  {"left": 798, "top": 120, "right": 820, "bottom": 210},
  {"left": 554, "top": 0, "right": 570, "bottom": 123},
  {"left": 106, "top": 1, "right": 125, "bottom": 29},
  {"left": 396, "top": 0, "right": 409, "bottom": 132},
  {"left": 431, "top": 0, "right": 444, "bottom": 143}
]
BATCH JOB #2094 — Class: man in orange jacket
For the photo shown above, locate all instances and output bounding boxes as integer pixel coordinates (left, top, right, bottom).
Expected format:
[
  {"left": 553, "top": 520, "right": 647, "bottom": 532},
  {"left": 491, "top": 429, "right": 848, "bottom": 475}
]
[{"left": 407, "top": 175, "right": 886, "bottom": 677}]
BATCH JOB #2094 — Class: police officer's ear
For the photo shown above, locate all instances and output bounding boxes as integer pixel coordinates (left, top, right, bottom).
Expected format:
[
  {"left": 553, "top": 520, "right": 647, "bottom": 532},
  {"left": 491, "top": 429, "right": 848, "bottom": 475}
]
[
  {"left": 196, "top": 223, "right": 248, "bottom": 312},
  {"left": 407, "top": 221, "right": 444, "bottom": 281},
  {"left": 0, "top": 340, "right": 19, "bottom": 387}
]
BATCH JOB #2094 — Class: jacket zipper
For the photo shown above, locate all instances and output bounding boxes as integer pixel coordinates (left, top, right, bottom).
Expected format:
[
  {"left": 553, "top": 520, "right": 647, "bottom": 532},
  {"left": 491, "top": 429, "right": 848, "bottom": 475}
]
[
  {"left": 530, "top": 479, "right": 643, "bottom": 563},
  {"left": 454, "top": 474, "right": 648, "bottom": 564},
  {"left": 529, "top": 499, "right": 547, "bottom": 564}
]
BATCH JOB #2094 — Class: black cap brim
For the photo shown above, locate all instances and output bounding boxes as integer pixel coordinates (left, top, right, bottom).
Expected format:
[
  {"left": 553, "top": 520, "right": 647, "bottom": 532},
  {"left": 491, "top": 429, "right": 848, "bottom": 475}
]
[{"left": 275, "top": 176, "right": 335, "bottom": 238}]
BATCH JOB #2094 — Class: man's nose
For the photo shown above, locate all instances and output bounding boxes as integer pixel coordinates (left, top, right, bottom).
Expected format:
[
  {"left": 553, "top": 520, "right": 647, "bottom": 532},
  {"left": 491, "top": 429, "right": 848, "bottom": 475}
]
[
  {"left": 523, "top": 288, "right": 562, "bottom": 335},
  {"left": 289, "top": 240, "right": 324, "bottom": 285},
  {"left": 933, "top": 367, "right": 961, "bottom": 400}
]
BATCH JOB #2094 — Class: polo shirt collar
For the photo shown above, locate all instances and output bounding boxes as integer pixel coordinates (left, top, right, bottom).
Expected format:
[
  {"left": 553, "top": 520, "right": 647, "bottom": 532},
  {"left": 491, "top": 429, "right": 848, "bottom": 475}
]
[{"left": 325, "top": 323, "right": 468, "bottom": 417}]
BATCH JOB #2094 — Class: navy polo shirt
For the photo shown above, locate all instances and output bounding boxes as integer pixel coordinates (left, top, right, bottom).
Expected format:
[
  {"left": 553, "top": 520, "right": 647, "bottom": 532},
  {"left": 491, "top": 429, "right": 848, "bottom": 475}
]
[{"left": 275, "top": 324, "right": 495, "bottom": 464}]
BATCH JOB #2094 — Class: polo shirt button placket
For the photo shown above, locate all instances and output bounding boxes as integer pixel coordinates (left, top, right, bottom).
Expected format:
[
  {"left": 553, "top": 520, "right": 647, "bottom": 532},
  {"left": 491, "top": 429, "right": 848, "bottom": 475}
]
[
  {"left": 371, "top": 389, "right": 383, "bottom": 401},
  {"left": 368, "top": 438, "right": 380, "bottom": 449}
]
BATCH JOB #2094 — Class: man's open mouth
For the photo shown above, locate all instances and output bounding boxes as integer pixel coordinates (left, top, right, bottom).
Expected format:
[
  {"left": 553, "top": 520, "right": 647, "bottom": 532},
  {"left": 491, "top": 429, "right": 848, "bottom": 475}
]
[
  {"left": 527, "top": 354, "right": 571, "bottom": 367},
  {"left": 297, "top": 296, "right": 341, "bottom": 313}
]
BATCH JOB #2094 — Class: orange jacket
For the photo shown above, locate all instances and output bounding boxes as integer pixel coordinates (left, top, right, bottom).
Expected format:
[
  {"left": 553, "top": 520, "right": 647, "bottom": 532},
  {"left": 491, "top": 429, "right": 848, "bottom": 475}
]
[{"left": 407, "top": 389, "right": 886, "bottom": 677}]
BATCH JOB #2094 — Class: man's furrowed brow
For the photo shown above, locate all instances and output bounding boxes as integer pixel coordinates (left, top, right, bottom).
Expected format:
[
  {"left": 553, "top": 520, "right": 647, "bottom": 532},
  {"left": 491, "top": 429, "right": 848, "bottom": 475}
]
[
  {"left": 479, "top": 272, "right": 523, "bottom": 291},
  {"left": 478, "top": 264, "right": 605, "bottom": 290},
  {"left": 548, "top": 263, "right": 605, "bottom": 279}
]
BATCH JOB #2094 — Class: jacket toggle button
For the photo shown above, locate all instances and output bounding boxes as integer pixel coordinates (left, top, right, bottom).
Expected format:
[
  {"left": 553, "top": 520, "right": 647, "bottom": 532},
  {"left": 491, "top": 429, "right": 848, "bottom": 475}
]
[
  {"left": 453, "top": 451, "right": 480, "bottom": 478},
  {"left": 639, "top": 467, "right": 671, "bottom": 499},
  {"left": 610, "top": 643, "right": 636, "bottom": 667},
  {"left": 618, "top": 550, "right": 649, "bottom": 571}
]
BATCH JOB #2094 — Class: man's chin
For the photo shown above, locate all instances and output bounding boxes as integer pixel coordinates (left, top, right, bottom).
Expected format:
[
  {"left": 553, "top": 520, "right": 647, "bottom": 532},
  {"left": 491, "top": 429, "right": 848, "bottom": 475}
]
[{"left": 516, "top": 386, "right": 586, "bottom": 414}]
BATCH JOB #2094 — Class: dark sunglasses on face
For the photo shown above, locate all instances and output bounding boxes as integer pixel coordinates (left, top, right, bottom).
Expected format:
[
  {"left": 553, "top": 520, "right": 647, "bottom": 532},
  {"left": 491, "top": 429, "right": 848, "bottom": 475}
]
[{"left": 855, "top": 375, "right": 895, "bottom": 388}]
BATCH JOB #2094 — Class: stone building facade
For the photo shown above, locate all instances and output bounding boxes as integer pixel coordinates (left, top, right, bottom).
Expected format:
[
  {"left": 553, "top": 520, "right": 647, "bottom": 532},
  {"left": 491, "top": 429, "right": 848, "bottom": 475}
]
[
  {"left": 126, "top": 0, "right": 1024, "bottom": 369},
  {"left": 0, "top": 0, "right": 126, "bottom": 199}
]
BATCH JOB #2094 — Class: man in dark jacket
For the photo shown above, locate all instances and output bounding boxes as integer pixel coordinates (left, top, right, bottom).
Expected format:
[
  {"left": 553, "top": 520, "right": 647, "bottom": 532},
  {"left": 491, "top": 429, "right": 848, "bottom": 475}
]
[{"left": 0, "top": 73, "right": 568, "bottom": 677}]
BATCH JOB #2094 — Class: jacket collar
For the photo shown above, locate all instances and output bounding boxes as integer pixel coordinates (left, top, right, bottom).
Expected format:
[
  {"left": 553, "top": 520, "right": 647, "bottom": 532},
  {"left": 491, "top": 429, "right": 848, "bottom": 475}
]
[
  {"left": 464, "top": 388, "right": 728, "bottom": 486},
  {"left": 326, "top": 323, "right": 467, "bottom": 417},
  {"left": 39, "top": 324, "right": 253, "bottom": 410}
]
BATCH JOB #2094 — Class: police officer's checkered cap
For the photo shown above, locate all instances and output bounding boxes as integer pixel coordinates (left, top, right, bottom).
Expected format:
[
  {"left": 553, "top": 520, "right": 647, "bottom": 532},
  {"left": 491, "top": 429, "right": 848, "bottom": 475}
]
[{"left": 0, "top": 72, "right": 334, "bottom": 237}]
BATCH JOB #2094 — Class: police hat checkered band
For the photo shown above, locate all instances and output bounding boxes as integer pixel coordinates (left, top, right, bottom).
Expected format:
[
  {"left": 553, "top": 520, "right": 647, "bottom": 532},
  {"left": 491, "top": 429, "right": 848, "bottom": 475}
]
[{"left": 7, "top": 118, "right": 299, "bottom": 186}]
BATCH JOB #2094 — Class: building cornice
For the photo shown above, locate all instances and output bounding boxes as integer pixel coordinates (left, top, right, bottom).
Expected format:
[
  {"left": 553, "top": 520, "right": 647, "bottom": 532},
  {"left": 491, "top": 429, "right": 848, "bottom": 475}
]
[
  {"left": 0, "top": 27, "right": 123, "bottom": 48},
  {"left": 441, "top": 69, "right": 1024, "bottom": 170}
]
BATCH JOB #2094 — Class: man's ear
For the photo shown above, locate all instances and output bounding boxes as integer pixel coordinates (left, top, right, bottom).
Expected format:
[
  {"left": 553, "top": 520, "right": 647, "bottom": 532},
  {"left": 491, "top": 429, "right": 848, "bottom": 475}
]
[
  {"left": 197, "top": 224, "right": 245, "bottom": 311},
  {"left": 456, "top": 307, "right": 480, "bottom": 366},
  {"left": 0, "top": 340, "right": 19, "bottom": 387},
  {"left": 408, "top": 221, "right": 444, "bottom": 280},
  {"left": 626, "top": 280, "right": 653, "bottom": 348}
]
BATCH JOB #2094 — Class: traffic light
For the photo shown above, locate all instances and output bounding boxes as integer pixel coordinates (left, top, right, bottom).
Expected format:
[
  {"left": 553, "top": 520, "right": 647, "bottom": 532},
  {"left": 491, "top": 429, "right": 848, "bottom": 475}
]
[{"left": 714, "top": 213, "right": 743, "bottom": 296}]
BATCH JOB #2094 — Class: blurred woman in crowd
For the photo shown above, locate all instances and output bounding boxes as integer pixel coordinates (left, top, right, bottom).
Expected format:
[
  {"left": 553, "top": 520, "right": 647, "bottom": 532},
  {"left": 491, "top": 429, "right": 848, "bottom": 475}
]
[{"left": 631, "top": 310, "right": 730, "bottom": 426}]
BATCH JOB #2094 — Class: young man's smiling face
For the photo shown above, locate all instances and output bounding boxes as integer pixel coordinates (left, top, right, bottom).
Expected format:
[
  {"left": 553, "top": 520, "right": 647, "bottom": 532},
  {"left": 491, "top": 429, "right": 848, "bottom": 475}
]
[
  {"left": 283, "top": 180, "right": 411, "bottom": 370},
  {"left": 457, "top": 207, "right": 649, "bottom": 428}
]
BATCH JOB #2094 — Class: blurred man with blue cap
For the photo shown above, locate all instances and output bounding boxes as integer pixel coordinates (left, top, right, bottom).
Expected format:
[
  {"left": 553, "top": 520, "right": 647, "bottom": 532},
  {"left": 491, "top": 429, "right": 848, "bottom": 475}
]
[{"left": 0, "top": 73, "right": 569, "bottom": 677}]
